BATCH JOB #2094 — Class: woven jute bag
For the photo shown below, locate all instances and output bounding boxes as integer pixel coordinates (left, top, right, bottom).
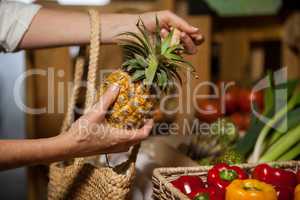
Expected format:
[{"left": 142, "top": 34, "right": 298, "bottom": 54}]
[{"left": 48, "top": 10, "right": 138, "bottom": 200}]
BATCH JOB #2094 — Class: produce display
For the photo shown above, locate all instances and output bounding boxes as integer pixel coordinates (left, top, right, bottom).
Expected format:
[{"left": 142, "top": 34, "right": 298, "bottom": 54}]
[
  {"left": 98, "top": 18, "right": 194, "bottom": 129},
  {"left": 171, "top": 163, "right": 300, "bottom": 200},
  {"left": 191, "top": 72, "right": 300, "bottom": 166}
]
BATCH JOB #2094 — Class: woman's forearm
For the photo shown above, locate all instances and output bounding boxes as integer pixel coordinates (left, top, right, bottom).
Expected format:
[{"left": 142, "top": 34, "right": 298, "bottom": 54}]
[
  {"left": 0, "top": 134, "right": 75, "bottom": 170},
  {"left": 19, "top": 7, "right": 91, "bottom": 49},
  {"left": 19, "top": 8, "right": 138, "bottom": 49}
]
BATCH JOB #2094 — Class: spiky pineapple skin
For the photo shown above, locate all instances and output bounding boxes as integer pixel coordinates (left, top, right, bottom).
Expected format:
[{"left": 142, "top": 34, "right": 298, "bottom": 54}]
[{"left": 99, "top": 70, "right": 156, "bottom": 129}]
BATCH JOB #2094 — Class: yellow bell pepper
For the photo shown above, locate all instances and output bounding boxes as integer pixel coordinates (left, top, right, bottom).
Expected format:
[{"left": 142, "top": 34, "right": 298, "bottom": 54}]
[
  {"left": 226, "top": 179, "right": 277, "bottom": 200},
  {"left": 295, "top": 184, "right": 300, "bottom": 200}
]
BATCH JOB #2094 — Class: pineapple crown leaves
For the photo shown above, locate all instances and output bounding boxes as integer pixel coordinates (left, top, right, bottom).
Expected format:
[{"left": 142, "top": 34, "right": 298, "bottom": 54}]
[{"left": 118, "top": 16, "right": 196, "bottom": 92}]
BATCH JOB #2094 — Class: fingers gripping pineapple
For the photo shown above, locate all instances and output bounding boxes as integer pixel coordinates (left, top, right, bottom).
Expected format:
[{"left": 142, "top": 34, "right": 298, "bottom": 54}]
[{"left": 98, "top": 18, "right": 195, "bottom": 129}]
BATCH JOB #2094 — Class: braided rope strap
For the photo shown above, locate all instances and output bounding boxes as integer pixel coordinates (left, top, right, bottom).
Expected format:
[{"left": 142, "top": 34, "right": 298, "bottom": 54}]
[
  {"left": 84, "top": 9, "right": 101, "bottom": 112},
  {"left": 74, "top": 9, "right": 101, "bottom": 166},
  {"left": 61, "top": 57, "right": 85, "bottom": 132},
  {"left": 61, "top": 9, "right": 100, "bottom": 132}
]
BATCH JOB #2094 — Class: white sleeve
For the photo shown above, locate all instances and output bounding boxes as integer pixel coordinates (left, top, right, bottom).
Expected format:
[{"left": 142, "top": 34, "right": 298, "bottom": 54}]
[{"left": 0, "top": 1, "right": 41, "bottom": 52}]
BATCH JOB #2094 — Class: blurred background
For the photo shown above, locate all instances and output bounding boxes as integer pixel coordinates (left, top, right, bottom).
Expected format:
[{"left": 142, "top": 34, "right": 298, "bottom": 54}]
[{"left": 1, "top": 0, "right": 300, "bottom": 199}]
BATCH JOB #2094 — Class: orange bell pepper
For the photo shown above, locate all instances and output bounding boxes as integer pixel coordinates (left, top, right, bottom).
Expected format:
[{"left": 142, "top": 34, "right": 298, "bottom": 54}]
[
  {"left": 295, "top": 184, "right": 300, "bottom": 200},
  {"left": 226, "top": 179, "right": 277, "bottom": 200}
]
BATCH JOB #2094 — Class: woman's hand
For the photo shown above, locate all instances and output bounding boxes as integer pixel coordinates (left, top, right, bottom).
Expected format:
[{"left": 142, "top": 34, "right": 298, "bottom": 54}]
[
  {"left": 101, "top": 10, "right": 204, "bottom": 54},
  {"left": 63, "top": 84, "right": 154, "bottom": 157},
  {"left": 0, "top": 84, "right": 153, "bottom": 170}
]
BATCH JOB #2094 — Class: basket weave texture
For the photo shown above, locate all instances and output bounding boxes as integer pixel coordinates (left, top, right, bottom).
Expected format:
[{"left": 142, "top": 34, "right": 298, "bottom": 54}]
[
  {"left": 48, "top": 9, "right": 138, "bottom": 200},
  {"left": 152, "top": 160, "right": 300, "bottom": 200}
]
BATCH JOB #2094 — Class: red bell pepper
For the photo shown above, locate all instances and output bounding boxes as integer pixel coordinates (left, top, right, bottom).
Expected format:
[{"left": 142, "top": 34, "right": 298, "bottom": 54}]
[
  {"left": 188, "top": 186, "right": 222, "bottom": 200},
  {"left": 297, "top": 170, "right": 300, "bottom": 184},
  {"left": 275, "top": 185, "right": 294, "bottom": 200},
  {"left": 207, "top": 163, "right": 248, "bottom": 196},
  {"left": 171, "top": 175, "right": 204, "bottom": 196},
  {"left": 252, "top": 163, "right": 297, "bottom": 200},
  {"left": 252, "top": 164, "right": 297, "bottom": 188}
]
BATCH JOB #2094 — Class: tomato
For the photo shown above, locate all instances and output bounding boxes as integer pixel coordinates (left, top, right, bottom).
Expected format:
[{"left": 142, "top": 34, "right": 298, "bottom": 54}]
[
  {"left": 230, "top": 113, "right": 243, "bottom": 130},
  {"left": 216, "top": 81, "right": 239, "bottom": 114},
  {"left": 230, "top": 113, "right": 250, "bottom": 130},
  {"left": 251, "top": 91, "right": 264, "bottom": 112},
  {"left": 238, "top": 89, "right": 251, "bottom": 113},
  {"left": 224, "top": 87, "right": 239, "bottom": 114},
  {"left": 196, "top": 100, "right": 222, "bottom": 123},
  {"left": 239, "top": 88, "right": 264, "bottom": 113}
]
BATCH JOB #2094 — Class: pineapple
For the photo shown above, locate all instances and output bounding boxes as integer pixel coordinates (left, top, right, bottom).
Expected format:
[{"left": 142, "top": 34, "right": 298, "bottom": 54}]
[{"left": 98, "top": 18, "right": 194, "bottom": 129}]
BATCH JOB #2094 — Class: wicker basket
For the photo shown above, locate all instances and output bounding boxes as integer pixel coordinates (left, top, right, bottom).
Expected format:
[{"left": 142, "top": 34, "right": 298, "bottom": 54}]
[{"left": 152, "top": 160, "right": 300, "bottom": 200}]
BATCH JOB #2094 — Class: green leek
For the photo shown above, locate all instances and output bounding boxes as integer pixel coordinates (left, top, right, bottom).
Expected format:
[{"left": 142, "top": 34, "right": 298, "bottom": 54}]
[
  {"left": 278, "top": 142, "right": 300, "bottom": 161},
  {"left": 259, "top": 124, "right": 300, "bottom": 162},
  {"left": 268, "top": 108, "right": 300, "bottom": 145},
  {"left": 252, "top": 91, "right": 300, "bottom": 162}
]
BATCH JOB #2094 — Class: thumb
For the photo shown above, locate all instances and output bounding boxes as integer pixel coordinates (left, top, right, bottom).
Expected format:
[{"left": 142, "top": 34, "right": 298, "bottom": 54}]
[{"left": 85, "top": 84, "right": 120, "bottom": 122}]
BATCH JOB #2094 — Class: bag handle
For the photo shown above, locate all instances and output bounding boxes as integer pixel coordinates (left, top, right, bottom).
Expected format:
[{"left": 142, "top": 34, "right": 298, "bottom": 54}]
[
  {"left": 74, "top": 9, "right": 101, "bottom": 165},
  {"left": 61, "top": 56, "right": 85, "bottom": 132},
  {"left": 84, "top": 9, "right": 100, "bottom": 113},
  {"left": 61, "top": 9, "right": 100, "bottom": 133}
]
